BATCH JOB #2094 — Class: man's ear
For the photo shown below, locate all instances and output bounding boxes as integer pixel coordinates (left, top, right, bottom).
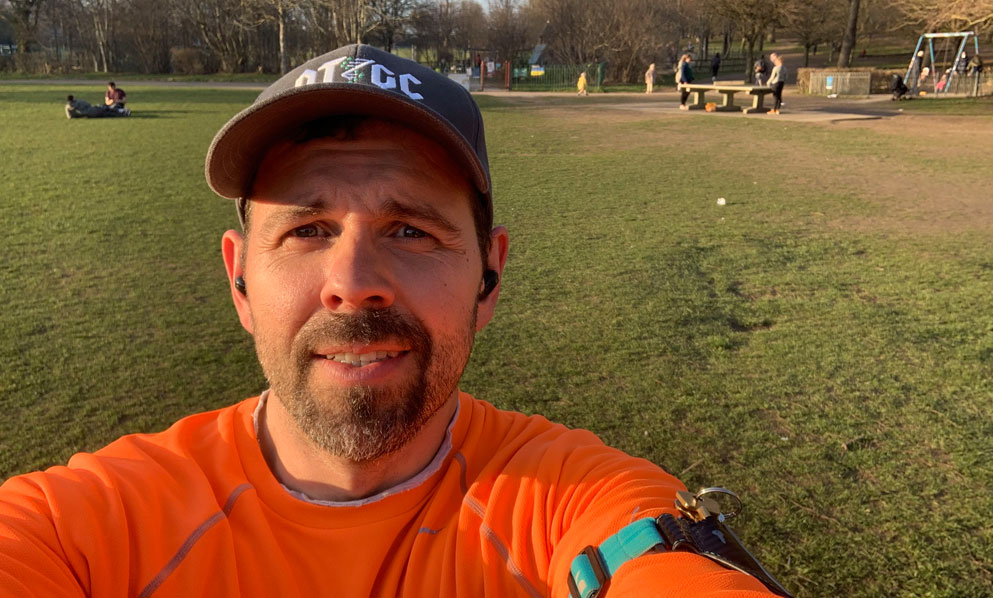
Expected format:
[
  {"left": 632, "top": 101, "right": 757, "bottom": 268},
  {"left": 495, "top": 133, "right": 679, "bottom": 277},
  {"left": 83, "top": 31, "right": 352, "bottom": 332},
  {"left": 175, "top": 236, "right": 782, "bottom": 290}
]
[
  {"left": 222, "top": 229, "right": 254, "bottom": 335},
  {"left": 476, "top": 226, "right": 509, "bottom": 332}
]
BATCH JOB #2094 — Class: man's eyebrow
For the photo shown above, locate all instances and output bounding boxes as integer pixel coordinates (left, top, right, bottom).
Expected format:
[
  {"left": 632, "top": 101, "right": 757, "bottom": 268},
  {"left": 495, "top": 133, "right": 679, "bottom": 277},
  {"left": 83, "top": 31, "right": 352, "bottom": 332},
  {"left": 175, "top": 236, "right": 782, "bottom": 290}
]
[
  {"left": 381, "top": 199, "right": 461, "bottom": 236},
  {"left": 258, "top": 203, "right": 324, "bottom": 237}
]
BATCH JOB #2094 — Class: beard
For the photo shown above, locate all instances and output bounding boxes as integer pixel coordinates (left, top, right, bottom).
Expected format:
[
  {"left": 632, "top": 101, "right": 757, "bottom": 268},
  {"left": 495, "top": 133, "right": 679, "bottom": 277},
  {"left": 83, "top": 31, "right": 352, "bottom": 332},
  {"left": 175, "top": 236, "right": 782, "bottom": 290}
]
[{"left": 253, "top": 306, "right": 476, "bottom": 463}]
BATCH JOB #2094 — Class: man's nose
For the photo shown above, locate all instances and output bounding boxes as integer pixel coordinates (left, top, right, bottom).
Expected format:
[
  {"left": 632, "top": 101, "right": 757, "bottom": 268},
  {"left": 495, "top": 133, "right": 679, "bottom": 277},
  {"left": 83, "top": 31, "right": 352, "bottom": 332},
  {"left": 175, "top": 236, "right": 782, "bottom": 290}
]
[{"left": 320, "top": 231, "right": 395, "bottom": 312}]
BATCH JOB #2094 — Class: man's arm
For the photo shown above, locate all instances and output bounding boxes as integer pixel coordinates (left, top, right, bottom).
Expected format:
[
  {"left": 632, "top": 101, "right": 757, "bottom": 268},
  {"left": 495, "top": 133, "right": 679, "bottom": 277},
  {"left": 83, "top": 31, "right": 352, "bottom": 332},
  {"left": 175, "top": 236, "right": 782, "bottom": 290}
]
[
  {"left": 0, "top": 474, "right": 89, "bottom": 597},
  {"left": 542, "top": 442, "right": 784, "bottom": 598}
]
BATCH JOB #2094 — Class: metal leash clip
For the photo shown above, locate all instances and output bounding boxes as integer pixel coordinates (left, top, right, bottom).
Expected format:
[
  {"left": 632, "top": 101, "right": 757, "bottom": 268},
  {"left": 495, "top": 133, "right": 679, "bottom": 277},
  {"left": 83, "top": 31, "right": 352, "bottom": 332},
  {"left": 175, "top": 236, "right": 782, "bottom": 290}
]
[
  {"left": 668, "top": 487, "right": 792, "bottom": 598},
  {"left": 676, "top": 487, "right": 742, "bottom": 523}
]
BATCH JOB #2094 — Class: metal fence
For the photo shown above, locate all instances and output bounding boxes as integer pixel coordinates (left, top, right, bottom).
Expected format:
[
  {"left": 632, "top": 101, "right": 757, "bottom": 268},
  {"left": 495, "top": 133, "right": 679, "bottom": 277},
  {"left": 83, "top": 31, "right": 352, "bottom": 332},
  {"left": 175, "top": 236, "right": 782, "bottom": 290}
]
[
  {"left": 809, "top": 71, "right": 872, "bottom": 95},
  {"left": 693, "top": 55, "right": 748, "bottom": 80},
  {"left": 921, "top": 72, "right": 992, "bottom": 96},
  {"left": 509, "top": 63, "right": 605, "bottom": 91}
]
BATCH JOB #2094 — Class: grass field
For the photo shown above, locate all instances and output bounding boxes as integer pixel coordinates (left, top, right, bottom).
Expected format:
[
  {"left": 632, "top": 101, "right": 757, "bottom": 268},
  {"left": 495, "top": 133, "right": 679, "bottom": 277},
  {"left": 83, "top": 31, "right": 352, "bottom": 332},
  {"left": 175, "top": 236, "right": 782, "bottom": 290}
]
[{"left": 2, "top": 83, "right": 993, "bottom": 597}]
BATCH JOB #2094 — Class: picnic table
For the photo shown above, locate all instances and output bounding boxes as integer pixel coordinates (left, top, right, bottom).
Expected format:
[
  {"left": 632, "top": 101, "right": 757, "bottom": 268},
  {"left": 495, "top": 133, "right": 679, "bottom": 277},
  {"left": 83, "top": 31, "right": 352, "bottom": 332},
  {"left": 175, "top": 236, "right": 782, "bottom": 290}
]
[{"left": 678, "top": 83, "right": 774, "bottom": 114}]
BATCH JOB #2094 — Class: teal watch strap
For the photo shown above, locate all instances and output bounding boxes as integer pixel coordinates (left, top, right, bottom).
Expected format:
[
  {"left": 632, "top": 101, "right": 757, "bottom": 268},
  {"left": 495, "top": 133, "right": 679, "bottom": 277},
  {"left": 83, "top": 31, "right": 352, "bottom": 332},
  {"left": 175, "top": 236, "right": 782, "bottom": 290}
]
[{"left": 568, "top": 518, "right": 665, "bottom": 598}]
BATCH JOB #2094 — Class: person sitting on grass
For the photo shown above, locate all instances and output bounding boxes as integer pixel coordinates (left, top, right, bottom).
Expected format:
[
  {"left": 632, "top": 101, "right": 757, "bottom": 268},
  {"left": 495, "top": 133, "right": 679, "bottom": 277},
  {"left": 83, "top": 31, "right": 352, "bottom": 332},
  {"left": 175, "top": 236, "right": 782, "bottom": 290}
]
[
  {"left": 7, "top": 45, "right": 792, "bottom": 598},
  {"left": 104, "top": 81, "right": 127, "bottom": 110}
]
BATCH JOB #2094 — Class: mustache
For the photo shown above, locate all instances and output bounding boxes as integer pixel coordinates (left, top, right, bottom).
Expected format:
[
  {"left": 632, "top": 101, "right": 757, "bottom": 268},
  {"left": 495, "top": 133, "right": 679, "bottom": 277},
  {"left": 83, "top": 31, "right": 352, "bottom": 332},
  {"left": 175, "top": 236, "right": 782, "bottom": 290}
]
[{"left": 296, "top": 308, "right": 428, "bottom": 350}]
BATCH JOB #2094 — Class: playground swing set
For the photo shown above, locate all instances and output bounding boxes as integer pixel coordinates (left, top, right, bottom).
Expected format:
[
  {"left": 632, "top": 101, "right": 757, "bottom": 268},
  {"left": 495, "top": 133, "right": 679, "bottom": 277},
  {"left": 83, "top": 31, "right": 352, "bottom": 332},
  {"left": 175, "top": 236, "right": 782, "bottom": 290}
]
[{"left": 904, "top": 31, "right": 981, "bottom": 95}]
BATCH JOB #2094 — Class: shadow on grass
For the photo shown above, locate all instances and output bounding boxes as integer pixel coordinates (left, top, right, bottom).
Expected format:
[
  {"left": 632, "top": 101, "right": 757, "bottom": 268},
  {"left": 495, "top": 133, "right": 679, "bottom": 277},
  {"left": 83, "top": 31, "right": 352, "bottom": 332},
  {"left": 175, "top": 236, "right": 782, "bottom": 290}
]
[{"left": 126, "top": 110, "right": 195, "bottom": 118}]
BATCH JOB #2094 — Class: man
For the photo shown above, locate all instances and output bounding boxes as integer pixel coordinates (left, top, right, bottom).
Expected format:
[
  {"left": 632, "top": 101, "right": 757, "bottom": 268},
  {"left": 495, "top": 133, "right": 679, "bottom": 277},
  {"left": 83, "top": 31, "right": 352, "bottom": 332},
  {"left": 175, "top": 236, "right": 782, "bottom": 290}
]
[
  {"left": 105, "top": 81, "right": 127, "bottom": 109},
  {"left": 1, "top": 45, "right": 789, "bottom": 597},
  {"left": 66, "top": 94, "right": 129, "bottom": 119},
  {"left": 65, "top": 94, "right": 108, "bottom": 119}
]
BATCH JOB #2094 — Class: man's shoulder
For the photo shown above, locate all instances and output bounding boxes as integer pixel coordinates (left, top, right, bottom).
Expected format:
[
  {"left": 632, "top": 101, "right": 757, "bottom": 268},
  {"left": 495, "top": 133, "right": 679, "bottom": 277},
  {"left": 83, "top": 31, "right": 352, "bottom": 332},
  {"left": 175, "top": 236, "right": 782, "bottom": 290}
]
[
  {"left": 2, "top": 398, "right": 258, "bottom": 509},
  {"left": 458, "top": 393, "right": 663, "bottom": 483},
  {"left": 87, "top": 397, "right": 256, "bottom": 472}
]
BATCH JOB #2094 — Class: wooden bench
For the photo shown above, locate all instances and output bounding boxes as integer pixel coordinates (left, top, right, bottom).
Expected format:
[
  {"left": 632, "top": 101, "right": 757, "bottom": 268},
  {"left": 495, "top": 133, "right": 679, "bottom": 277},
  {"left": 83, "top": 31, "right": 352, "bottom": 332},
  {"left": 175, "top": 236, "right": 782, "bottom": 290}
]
[{"left": 678, "top": 84, "right": 774, "bottom": 113}]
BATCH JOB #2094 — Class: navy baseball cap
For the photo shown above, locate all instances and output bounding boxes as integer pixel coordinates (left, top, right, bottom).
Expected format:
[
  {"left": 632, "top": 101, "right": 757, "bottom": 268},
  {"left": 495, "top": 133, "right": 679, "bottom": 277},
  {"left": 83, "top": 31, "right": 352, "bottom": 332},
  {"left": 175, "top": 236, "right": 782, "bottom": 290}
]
[{"left": 205, "top": 44, "right": 491, "bottom": 225}]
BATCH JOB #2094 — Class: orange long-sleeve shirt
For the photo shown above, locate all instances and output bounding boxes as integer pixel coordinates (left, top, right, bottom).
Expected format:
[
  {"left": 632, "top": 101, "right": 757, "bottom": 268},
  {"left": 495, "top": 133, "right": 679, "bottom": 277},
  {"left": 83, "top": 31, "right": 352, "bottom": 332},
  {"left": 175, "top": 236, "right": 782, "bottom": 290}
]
[{"left": 0, "top": 392, "right": 777, "bottom": 597}]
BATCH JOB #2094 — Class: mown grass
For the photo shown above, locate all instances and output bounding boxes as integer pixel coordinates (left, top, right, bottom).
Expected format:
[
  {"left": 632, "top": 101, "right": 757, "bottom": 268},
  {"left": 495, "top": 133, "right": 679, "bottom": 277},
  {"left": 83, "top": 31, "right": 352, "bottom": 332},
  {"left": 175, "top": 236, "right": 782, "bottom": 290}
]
[
  {"left": 0, "top": 71, "right": 279, "bottom": 83},
  {"left": 3, "top": 85, "right": 993, "bottom": 597}
]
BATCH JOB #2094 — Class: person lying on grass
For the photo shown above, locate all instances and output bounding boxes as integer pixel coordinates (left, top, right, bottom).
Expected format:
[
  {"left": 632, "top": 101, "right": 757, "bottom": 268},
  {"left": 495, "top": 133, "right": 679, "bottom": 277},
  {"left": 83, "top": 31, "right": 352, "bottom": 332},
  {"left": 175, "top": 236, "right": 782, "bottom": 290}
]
[{"left": 65, "top": 94, "right": 130, "bottom": 118}]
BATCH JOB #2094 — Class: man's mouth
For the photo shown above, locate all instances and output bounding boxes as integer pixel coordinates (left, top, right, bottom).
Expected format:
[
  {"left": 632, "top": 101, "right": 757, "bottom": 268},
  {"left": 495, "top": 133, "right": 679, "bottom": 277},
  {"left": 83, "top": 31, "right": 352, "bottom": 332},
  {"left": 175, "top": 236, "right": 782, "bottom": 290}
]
[{"left": 322, "top": 350, "right": 404, "bottom": 366}]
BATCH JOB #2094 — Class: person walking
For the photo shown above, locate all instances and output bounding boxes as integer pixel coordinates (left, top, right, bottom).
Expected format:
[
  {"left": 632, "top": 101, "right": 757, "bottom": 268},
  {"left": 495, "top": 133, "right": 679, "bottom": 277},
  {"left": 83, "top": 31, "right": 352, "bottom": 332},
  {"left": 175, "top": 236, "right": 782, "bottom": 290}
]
[
  {"left": 710, "top": 53, "right": 721, "bottom": 83},
  {"left": 676, "top": 54, "right": 694, "bottom": 110},
  {"left": 753, "top": 54, "right": 768, "bottom": 85},
  {"left": 767, "top": 52, "right": 787, "bottom": 115},
  {"left": 645, "top": 63, "right": 656, "bottom": 94},
  {"left": 577, "top": 71, "right": 589, "bottom": 96}
]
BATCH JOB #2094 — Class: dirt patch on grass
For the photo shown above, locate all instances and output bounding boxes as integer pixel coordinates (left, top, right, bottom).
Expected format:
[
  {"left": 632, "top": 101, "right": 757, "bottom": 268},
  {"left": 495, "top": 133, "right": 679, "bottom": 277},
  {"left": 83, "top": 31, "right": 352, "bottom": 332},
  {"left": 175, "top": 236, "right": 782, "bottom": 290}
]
[
  {"left": 827, "top": 115, "right": 993, "bottom": 234},
  {"left": 497, "top": 95, "right": 993, "bottom": 235}
]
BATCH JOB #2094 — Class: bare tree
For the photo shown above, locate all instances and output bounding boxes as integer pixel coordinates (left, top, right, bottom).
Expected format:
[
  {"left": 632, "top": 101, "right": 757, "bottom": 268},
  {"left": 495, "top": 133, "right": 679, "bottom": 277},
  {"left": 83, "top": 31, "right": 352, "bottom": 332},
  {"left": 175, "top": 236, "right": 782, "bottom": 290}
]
[
  {"left": 783, "top": 0, "right": 841, "bottom": 66},
  {"left": 178, "top": 0, "right": 267, "bottom": 72},
  {"left": 369, "top": 0, "right": 416, "bottom": 52},
  {"left": 526, "top": 0, "right": 679, "bottom": 82},
  {"left": 411, "top": 0, "right": 485, "bottom": 69},
  {"left": 886, "top": 0, "right": 993, "bottom": 33},
  {"left": 3, "top": 0, "right": 45, "bottom": 52},
  {"left": 121, "top": 0, "right": 174, "bottom": 72},
  {"left": 837, "top": 0, "right": 860, "bottom": 67},
  {"left": 487, "top": 0, "right": 527, "bottom": 74},
  {"left": 712, "top": 0, "right": 781, "bottom": 81}
]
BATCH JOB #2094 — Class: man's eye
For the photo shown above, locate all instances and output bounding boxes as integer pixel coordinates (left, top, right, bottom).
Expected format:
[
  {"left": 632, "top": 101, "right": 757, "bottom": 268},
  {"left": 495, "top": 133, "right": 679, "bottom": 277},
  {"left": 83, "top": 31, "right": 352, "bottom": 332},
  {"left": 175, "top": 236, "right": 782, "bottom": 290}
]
[
  {"left": 292, "top": 224, "right": 321, "bottom": 238},
  {"left": 397, "top": 225, "right": 427, "bottom": 239}
]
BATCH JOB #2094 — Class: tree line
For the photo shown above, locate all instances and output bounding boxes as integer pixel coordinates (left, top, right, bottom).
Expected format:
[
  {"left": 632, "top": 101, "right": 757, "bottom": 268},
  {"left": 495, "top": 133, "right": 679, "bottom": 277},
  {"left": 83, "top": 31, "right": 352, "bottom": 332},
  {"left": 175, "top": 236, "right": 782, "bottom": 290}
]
[{"left": 1, "top": 0, "right": 991, "bottom": 82}]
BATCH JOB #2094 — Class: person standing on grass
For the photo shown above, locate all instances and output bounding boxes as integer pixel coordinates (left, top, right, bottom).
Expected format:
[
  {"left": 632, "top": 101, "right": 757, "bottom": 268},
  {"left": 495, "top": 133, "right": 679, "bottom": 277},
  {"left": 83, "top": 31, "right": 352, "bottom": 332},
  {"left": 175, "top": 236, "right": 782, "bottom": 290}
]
[
  {"left": 767, "top": 53, "right": 787, "bottom": 115},
  {"left": 577, "top": 70, "right": 589, "bottom": 96},
  {"left": 645, "top": 63, "right": 657, "bottom": 94},
  {"left": 1, "top": 45, "right": 792, "bottom": 598},
  {"left": 711, "top": 53, "right": 721, "bottom": 83},
  {"left": 677, "top": 54, "right": 695, "bottom": 110}
]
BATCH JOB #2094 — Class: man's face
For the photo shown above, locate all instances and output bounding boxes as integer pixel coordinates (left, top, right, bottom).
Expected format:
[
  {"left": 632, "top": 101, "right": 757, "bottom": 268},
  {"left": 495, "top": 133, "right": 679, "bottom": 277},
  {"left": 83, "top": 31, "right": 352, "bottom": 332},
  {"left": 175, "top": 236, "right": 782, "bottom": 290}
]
[{"left": 223, "top": 121, "right": 505, "bottom": 462}]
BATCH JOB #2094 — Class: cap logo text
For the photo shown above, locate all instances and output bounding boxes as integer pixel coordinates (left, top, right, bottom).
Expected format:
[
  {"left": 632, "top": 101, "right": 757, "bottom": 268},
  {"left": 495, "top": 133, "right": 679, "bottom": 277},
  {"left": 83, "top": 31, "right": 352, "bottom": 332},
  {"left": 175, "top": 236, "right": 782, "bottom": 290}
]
[{"left": 295, "top": 56, "right": 424, "bottom": 101}]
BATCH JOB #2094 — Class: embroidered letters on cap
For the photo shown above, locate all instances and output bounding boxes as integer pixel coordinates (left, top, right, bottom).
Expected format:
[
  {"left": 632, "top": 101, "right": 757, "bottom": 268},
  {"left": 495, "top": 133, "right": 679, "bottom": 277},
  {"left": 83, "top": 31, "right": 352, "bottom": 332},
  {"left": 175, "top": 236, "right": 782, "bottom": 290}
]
[{"left": 295, "top": 56, "right": 424, "bottom": 101}]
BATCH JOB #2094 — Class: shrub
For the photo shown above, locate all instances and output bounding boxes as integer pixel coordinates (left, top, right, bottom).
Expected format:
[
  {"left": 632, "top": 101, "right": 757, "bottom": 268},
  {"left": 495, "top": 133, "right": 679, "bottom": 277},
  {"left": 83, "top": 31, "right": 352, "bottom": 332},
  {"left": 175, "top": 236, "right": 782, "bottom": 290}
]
[{"left": 170, "top": 47, "right": 217, "bottom": 75}]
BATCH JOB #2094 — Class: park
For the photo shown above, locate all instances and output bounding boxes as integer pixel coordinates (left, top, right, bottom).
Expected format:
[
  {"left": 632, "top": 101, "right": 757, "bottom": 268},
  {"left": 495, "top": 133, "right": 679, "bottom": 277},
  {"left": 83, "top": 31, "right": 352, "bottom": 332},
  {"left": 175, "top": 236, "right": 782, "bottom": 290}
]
[
  {"left": 1, "top": 78, "right": 991, "bottom": 596},
  {"left": 2, "top": 0, "right": 993, "bottom": 595}
]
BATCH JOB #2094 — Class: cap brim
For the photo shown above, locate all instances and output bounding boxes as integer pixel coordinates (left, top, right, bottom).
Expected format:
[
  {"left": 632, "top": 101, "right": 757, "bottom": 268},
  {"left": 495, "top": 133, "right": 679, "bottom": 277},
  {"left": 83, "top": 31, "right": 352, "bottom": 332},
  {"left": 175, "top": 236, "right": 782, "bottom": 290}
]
[{"left": 205, "top": 83, "right": 490, "bottom": 203}]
